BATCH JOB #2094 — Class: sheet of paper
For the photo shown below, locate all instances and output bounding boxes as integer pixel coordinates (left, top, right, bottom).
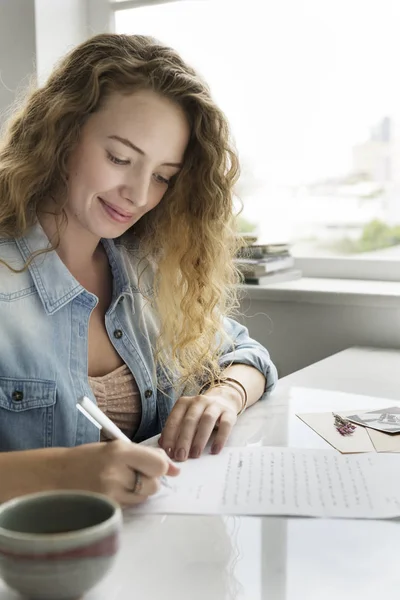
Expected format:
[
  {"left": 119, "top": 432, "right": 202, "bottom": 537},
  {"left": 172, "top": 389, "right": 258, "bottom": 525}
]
[
  {"left": 139, "top": 433, "right": 161, "bottom": 447},
  {"left": 296, "top": 412, "right": 375, "bottom": 453},
  {"left": 128, "top": 446, "right": 400, "bottom": 519}
]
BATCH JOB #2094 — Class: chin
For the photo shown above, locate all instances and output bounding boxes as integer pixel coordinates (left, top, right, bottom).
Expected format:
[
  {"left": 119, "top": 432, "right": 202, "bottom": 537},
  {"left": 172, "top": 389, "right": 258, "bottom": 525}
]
[
  {"left": 95, "top": 224, "right": 133, "bottom": 239},
  {"left": 91, "top": 223, "right": 134, "bottom": 240}
]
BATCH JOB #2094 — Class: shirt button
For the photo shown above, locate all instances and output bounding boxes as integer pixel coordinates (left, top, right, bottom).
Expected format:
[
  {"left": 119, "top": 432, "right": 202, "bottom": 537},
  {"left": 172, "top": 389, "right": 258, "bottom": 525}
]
[
  {"left": 113, "top": 329, "right": 123, "bottom": 339},
  {"left": 12, "top": 390, "right": 24, "bottom": 402},
  {"left": 144, "top": 389, "right": 153, "bottom": 398}
]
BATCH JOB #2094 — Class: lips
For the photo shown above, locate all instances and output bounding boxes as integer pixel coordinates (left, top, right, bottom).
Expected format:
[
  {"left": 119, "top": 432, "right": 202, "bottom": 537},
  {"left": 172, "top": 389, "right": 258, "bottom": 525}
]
[
  {"left": 99, "top": 198, "right": 133, "bottom": 218},
  {"left": 98, "top": 197, "right": 135, "bottom": 224}
]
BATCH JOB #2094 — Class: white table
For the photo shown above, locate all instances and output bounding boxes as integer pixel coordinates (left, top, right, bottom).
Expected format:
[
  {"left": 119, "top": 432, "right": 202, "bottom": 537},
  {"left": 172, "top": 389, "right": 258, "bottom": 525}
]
[{"left": 2, "top": 346, "right": 400, "bottom": 600}]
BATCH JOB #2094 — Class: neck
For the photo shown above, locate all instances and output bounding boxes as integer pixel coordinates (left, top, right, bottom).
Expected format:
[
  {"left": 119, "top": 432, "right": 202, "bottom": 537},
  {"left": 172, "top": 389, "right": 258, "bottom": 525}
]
[{"left": 38, "top": 211, "right": 101, "bottom": 276}]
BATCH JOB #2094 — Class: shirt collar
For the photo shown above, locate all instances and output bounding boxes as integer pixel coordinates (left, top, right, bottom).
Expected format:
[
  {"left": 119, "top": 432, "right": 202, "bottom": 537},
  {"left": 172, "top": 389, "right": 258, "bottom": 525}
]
[
  {"left": 102, "top": 237, "right": 134, "bottom": 309},
  {"left": 16, "top": 221, "right": 133, "bottom": 315}
]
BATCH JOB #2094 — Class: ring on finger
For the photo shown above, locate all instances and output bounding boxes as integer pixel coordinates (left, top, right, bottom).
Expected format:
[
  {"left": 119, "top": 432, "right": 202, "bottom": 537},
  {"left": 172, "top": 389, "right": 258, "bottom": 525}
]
[{"left": 131, "top": 470, "right": 144, "bottom": 495}]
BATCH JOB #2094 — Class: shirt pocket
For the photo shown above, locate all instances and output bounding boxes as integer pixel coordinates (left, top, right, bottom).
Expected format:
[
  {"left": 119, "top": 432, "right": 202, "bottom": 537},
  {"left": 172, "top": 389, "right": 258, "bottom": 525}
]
[{"left": 0, "top": 377, "right": 56, "bottom": 451}]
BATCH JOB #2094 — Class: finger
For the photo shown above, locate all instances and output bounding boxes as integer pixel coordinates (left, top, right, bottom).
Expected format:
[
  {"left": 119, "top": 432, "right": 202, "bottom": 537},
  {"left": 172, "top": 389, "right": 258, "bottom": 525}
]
[
  {"left": 189, "top": 406, "right": 222, "bottom": 458},
  {"left": 119, "top": 492, "right": 147, "bottom": 507},
  {"left": 98, "top": 464, "right": 159, "bottom": 505},
  {"left": 118, "top": 443, "right": 174, "bottom": 478},
  {"left": 124, "top": 471, "right": 161, "bottom": 497},
  {"left": 101, "top": 483, "right": 148, "bottom": 507},
  {"left": 159, "top": 398, "right": 191, "bottom": 457},
  {"left": 118, "top": 473, "right": 160, "bottom": 507},
  {"left": 153, "top": 448, "right": 181, "bottom": 476},
  {"left": 210, "top": 411, "right": 237, "bottom": 455},
  {"left": 173, "top": 403, "right": 207, "bottom": 462}
]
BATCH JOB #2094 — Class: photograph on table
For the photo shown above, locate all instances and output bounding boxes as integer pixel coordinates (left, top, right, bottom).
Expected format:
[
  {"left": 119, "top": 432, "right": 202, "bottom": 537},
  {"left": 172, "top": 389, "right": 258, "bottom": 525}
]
[{"left": 346, "top": 407, "right": 400, "bottom": 434}]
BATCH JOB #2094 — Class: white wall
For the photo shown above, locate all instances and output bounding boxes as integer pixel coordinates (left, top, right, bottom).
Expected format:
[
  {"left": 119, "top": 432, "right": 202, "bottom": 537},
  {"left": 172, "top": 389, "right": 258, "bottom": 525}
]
[
  {"left": 0, "top": 0, "right": 112, "bottom": 120},
  {"left": 86, "top": 0, "right": 114, "bottom": 37},
  {"left": 238, "top": 297, "right": 400, "bottom": 377},
  {"left": 0, "top": 0, "right": 36, "bottom": 125},
  {"left": 34, "top": 0, "right": 87, "bottom": 85}
]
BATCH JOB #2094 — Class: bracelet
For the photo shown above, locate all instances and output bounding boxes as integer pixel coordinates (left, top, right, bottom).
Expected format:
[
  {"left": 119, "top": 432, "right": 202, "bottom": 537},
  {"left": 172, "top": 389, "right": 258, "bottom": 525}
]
[{"left": 199, "top": 376, "right": 248, "bottom": 416}]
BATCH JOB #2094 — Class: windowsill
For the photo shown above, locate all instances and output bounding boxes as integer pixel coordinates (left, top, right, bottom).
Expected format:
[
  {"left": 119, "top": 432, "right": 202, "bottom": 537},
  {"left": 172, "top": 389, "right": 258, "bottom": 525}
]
[{"left": 240, "top": 277, "right": 400, "bottom": 308}]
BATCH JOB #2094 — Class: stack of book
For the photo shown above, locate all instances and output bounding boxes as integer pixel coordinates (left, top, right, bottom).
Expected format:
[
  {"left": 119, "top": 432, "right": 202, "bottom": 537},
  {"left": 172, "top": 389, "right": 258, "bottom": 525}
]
[{"left": 235, "top": 237, "right": 302, "bottom": 285}]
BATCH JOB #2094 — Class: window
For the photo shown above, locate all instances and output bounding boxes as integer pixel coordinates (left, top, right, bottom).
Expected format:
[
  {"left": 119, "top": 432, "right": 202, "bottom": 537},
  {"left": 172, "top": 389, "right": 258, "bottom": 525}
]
[{"left": 112, "top": 0, "right": 400, "bottom": 279}]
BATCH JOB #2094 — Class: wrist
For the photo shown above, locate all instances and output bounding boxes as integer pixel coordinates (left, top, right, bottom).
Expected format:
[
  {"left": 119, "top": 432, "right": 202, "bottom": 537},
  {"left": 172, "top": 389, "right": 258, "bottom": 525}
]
[
  {"left": 203, "top": 383, "right": 243, "bottom": 414},
  {"left": 200, "top": 376, "right": 248, "bottom": 416}
]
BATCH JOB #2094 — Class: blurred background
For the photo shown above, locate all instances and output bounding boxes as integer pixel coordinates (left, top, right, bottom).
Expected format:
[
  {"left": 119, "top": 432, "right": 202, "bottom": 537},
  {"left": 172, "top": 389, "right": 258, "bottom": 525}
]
[
  {"left": 1, "top": 0, "right": 400, "bottom": 376},
  {"left": 2, "top": 0, "right": 400, "bottom": 259}
]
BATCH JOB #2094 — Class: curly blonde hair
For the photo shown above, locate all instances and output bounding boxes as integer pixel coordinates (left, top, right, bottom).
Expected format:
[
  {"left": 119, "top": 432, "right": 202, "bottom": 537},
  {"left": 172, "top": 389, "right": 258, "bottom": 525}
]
[{"left": 0, "top": 33, "right": 242, "bottom": 387}]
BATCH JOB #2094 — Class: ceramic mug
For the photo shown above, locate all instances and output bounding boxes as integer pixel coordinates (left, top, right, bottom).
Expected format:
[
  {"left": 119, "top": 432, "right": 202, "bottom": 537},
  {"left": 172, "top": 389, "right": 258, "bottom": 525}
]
[{"left": 0, "top": 490, "right": 122, "bottom": 600}]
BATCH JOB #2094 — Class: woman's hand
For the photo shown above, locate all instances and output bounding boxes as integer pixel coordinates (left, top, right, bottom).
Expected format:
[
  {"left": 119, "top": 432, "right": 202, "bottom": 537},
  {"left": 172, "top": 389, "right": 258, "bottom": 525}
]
[
  {"left": 60, "top": 442, "right": 180, "bottom": 506},
  {"left": 158, "top": 386, "right": 242, "bottom": 461}
]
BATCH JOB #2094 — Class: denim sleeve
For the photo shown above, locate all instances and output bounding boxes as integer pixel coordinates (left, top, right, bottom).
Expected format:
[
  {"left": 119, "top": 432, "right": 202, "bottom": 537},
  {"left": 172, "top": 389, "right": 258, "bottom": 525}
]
[{"left": 218, "top": 317, "right": 278, "bottom": 393}]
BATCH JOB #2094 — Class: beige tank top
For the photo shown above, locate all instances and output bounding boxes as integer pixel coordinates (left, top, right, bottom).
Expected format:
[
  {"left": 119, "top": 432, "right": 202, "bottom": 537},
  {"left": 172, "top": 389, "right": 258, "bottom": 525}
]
[{"left": 88, "top": 364, "right": 142, "bottom": 441}]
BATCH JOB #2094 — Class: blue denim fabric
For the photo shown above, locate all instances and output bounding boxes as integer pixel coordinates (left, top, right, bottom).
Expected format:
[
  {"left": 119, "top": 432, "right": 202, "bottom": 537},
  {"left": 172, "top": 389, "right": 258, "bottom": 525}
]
[{"left": 0, "top": 223, "right": 277, "bottom": 451}]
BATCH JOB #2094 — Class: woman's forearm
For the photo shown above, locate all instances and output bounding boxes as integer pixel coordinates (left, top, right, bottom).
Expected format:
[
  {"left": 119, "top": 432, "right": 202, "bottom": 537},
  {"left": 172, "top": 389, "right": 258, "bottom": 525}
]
[{"left": 0, "top": 447, "right": 68, "bottom": 503}]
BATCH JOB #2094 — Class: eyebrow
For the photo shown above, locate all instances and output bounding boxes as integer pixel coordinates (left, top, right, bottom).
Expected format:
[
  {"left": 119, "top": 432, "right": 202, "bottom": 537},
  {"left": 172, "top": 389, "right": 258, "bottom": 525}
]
[{"left": 108, "top": 135, "right": 183, "bottom": 168}]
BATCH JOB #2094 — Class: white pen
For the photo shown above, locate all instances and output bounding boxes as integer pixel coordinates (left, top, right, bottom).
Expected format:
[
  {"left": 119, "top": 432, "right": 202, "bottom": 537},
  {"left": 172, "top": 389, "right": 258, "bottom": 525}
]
[{"left": 77, "top": 396, "right": 173, "bottom": 489}]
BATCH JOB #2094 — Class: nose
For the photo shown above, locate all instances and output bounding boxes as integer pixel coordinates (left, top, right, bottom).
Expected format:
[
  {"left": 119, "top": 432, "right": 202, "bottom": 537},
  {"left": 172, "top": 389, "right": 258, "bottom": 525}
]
[{"left": 122, "top": 169, "right": 150, "bottom": 208}]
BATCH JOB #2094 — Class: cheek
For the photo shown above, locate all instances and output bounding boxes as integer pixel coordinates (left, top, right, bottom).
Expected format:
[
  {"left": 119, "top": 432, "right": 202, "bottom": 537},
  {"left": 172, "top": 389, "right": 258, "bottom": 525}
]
[
  {"left": 69, "top": 153, "right": 119, "bottom": 193},
  {"left": 149, "top": 186, "right": 168, "bottom": 209}
]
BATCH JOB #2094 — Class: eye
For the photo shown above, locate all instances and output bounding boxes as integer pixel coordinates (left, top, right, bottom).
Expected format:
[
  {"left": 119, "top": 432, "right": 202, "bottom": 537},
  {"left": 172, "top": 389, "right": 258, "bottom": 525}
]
[
  {"left": 153, "top": 173, "right": 170, "bottom": 186},
  {"left": 107, "top": 151, "right": 130, "bottom": 166}
]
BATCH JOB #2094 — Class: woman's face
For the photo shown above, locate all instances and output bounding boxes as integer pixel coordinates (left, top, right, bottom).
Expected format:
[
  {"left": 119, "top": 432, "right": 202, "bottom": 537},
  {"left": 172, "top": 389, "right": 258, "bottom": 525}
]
[{"left": 64, "top": 89, "right": 190, "bottom": 239}]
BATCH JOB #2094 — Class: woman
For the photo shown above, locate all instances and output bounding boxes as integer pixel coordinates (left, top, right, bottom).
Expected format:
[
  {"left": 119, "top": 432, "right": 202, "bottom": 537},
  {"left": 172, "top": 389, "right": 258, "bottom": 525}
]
[{"left": 0, "top": 34, "right": 277, "bottom": 505}]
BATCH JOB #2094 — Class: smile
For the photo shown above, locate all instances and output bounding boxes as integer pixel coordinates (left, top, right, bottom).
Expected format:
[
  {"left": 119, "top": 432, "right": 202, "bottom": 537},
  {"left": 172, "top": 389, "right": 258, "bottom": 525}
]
[{"left": 98, "top": 197, "right": 134, "bottom": 223}]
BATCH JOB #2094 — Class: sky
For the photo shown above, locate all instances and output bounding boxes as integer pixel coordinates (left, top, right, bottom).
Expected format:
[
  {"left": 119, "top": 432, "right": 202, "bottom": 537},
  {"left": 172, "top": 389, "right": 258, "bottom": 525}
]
[{"left": 115, "top": 0, "right": 400, "bottom": 188}]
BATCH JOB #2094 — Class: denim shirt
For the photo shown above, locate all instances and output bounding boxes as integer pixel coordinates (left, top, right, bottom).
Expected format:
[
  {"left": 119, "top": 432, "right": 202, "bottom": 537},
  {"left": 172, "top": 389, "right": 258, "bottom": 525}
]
[{"left": 0, "top": 222, "right": 278, "bottom": 452}]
